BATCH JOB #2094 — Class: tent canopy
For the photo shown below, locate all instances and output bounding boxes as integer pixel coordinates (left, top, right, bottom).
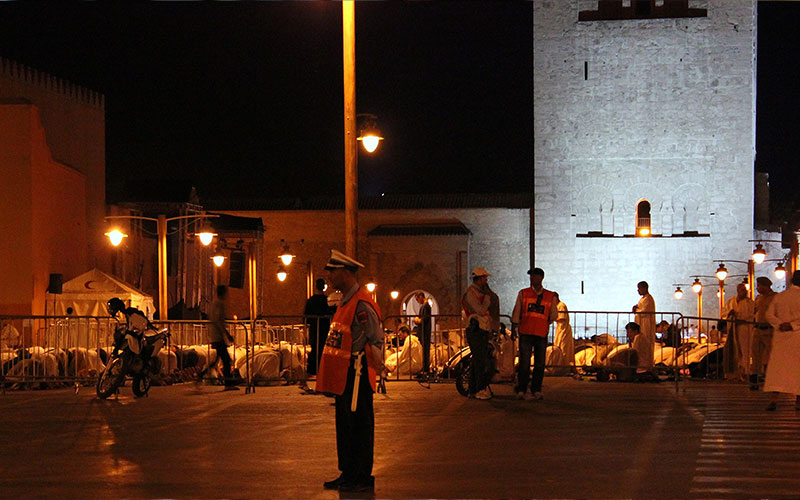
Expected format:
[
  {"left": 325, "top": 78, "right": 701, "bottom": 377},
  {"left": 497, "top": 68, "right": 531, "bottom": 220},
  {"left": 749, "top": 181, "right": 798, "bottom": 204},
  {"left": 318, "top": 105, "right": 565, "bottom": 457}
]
[{"left": 54, "top": 268, "right": 155, "bottom": 318}]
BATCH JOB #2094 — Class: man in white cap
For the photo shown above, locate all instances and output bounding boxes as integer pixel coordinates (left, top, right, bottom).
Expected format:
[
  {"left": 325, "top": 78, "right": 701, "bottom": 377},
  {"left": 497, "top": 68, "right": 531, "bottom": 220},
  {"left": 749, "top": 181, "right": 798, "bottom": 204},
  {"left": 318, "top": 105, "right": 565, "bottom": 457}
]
[
  {"left": 462, "top": 267, "right": 493, "bottom": 400},
  {"left": 511, "top": 267, "right": 558, "bottom": 400},
  {"left": 317, "top": 250, "right": 384, "bottom": 493}
]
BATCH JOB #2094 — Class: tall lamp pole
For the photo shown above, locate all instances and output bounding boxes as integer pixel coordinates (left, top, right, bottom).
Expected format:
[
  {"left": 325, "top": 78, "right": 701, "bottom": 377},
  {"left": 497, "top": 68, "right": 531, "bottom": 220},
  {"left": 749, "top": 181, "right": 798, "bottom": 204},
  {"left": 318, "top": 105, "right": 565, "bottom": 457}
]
[{"left": 343, "top": 0, "right": 357, "bottom": 257}]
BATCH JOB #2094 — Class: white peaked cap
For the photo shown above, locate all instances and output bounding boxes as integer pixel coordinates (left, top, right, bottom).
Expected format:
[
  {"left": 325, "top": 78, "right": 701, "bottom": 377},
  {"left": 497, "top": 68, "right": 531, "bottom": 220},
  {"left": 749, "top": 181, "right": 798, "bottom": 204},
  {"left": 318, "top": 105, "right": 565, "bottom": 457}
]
[{"left": 324, "top": 249, "right": 365, "bottom": 271}]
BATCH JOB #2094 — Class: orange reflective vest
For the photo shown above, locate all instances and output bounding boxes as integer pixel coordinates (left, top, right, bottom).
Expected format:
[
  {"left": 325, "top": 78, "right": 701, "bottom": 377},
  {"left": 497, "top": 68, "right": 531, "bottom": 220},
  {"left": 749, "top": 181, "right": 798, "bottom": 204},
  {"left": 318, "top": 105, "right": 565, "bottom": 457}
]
[
  {"left": 315, "top": 287, "right": 382, "bottom": 396},
  {"left": 518, "top": 287, "right": 555, "bottom": 337}
]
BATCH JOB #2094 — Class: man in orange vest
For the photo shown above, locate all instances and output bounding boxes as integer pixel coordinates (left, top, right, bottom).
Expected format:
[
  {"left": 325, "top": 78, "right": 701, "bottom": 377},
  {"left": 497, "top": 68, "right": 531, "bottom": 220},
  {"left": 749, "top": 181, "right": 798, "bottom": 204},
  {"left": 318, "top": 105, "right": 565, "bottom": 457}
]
[
  {"left": 317, "top": 250, "right": 384, "bottom": 493},
  {"left": 511, "top": 267, "right": 558, "bottom": 401}
]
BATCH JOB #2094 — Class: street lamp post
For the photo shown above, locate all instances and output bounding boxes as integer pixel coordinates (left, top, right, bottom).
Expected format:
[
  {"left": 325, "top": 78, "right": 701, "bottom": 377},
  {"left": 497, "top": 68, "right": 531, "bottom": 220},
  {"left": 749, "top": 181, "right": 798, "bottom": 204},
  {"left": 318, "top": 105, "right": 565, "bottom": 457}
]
[
  {"left": 105, "top": 213, "right": 218, "bottom": 320},
  {"left": 342, "top": 1, "right": 383, "bottom": 259},
  {"left": 343, "top": 0, "right": 357, "bottom": 257}
]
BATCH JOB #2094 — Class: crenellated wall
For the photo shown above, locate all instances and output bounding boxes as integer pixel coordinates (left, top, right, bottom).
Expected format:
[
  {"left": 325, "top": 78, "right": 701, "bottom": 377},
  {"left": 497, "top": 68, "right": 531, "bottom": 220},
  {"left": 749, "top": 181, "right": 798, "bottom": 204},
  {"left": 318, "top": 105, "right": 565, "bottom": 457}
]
[{"left": 0, "top": 57, "right": 106, "bottom": 275}]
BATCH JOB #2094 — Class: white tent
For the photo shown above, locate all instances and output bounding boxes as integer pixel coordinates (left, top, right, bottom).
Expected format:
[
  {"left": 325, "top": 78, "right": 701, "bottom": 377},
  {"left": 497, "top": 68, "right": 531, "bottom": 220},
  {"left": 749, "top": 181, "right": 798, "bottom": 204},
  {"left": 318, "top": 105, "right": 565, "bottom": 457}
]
[{"left": 54, "top": 269, "right": 155, "bottom": 319}]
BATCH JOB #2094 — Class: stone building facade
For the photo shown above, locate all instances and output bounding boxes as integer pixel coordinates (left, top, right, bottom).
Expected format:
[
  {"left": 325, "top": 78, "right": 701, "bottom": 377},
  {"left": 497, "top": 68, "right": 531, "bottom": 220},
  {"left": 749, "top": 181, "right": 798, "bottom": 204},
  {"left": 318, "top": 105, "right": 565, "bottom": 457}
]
[
  {"left": 210, "top": 194, "right": 531, "bottom": 326},
  {"left": 533, "top": 0, "right": 758, "bottom": 316}
]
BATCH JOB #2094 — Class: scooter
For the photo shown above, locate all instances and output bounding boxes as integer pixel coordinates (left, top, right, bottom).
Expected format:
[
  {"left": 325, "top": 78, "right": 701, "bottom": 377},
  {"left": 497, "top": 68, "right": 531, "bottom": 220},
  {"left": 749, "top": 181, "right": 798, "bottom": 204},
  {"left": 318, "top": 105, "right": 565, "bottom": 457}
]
[{"left": 444, "top": 325, "right": 511, "bottom": 397}]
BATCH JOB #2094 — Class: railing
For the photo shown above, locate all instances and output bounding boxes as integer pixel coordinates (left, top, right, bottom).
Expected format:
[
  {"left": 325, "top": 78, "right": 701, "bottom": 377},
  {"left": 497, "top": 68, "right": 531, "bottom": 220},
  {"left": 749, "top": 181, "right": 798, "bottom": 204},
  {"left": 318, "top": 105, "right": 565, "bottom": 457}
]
[
  {"left": 1, "top": 309, "right": 763, "bottom": 393},
  {"left": 0, "top": 314, "right": 322, "bottom": 392}
]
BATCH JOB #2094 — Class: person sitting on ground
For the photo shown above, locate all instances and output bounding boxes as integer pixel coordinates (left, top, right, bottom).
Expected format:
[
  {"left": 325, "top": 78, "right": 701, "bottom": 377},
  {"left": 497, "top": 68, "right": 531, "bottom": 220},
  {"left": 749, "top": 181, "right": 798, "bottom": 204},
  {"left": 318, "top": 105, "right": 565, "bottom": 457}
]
[{"left": 383, "top": 325, "right": 423, "bottom": 377}]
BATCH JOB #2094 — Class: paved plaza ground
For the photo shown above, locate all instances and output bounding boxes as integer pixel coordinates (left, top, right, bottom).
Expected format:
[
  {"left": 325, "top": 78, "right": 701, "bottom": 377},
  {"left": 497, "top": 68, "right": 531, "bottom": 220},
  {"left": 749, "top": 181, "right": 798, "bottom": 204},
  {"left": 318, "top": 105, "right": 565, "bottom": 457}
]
[{"left": 0, "top": 377, "right": 799, "bottom": 499}]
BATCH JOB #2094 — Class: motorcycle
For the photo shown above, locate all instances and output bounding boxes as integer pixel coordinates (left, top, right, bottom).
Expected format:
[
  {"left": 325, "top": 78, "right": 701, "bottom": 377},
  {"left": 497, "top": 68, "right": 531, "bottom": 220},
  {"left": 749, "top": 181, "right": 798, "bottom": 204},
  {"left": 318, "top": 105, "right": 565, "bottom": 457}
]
[
  {"left": 443, "top": 324, "right": 513, "bottom": 397},
  {"left": 97, "top": 304, "right": 170, "bottom": 399}
]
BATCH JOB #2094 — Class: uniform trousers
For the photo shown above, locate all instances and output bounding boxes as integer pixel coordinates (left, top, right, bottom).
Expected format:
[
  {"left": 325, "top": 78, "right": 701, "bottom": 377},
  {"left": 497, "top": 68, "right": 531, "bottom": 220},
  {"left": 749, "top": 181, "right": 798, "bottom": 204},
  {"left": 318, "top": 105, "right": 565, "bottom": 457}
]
[
  {"left": 516, "top": 334, "right": 547, "bottom": 393},
  {"left": 334, "top": 355, "right": 374, "bottom": 482}
]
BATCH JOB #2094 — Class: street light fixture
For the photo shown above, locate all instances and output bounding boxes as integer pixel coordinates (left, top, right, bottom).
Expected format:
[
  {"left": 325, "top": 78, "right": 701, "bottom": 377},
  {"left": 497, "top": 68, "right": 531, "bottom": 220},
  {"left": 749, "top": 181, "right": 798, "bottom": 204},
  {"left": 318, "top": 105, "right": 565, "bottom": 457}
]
[
  {"left": 342, "top": 1, "right": 383, "bottom": 258},
  {"left": 105, "top": 213, "right": 218, "bottom": 320},
  {"left": 365, "top": 282, "right": 377, "bottom": 293},
  {"left": 390, "top": 290, "right": 399, "bottom": 300},
  {"left": 105, "top": 228, "right": 127, "bottom": 247},
  {"left": 673, "top": 287, "right": 683, "bottom": 300},
  {"left": 752, "top": 243, "right": 767, "bottom": 264},
  {"left": 715, "top": 263, "right": 729, "bottom": 281},
  {"left": 775, "top": 263, "right": 787, "bottom": 280},
  {"left": 212, "top": 253, "right": 226, "bottom": 267},
  {"left": 356, "top": 114, "right": 383, "bottom": 153},
  {"left": 691, "top": 278, "right": 703, "bottom": 294},
  {"left": 277, "top": 266, "right": 288, "bottom": 282}
]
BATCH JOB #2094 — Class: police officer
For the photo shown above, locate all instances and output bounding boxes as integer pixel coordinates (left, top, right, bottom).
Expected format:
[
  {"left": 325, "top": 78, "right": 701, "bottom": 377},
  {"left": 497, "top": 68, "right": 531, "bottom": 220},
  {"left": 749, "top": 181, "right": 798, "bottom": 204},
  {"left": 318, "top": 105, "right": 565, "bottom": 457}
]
[
  {"left": 317, "top": 250, "right": 384, "bottom": 493},
  {"left": 511, "top": 268, "right": 558, "bottom": 401}
]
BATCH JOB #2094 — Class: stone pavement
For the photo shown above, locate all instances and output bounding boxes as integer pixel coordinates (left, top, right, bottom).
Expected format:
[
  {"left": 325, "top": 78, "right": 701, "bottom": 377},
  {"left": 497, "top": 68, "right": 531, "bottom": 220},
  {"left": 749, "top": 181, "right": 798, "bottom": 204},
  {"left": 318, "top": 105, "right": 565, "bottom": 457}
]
[{"left": 0, "top": 378, "right": 799, "bottom": 499}]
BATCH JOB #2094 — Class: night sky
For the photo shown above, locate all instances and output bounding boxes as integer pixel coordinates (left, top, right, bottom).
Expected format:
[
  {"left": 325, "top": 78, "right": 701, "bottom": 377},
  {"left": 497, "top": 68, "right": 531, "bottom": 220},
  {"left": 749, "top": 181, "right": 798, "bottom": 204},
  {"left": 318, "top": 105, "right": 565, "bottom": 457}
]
[
  {"left": 0, "top": 1, "right": 533, "bottom": 201},
  {"left": 0, "top": 2, "right": 796, "bottom": 209}
]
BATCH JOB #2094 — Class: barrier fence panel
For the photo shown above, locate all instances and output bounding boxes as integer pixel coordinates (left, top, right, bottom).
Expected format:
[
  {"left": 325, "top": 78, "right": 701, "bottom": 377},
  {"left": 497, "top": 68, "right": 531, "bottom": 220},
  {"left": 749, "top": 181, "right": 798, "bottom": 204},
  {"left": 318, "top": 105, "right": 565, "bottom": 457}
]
[
  {"left": 1, "top": 315, "right": 116, "bottom": 390},
  {"left": 381, "top": 314, "right": 514, "bottom": 382},
  {"left": 2, "top": 310, "right": 761, "bottom": 392}
]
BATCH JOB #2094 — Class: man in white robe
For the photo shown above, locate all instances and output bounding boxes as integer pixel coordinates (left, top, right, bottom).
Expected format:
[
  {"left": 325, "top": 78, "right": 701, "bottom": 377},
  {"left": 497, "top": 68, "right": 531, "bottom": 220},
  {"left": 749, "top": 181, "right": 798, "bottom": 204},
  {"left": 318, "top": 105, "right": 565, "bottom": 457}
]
[
  {"left": 764, "top": 271, "right": 800, "bottom": 410},
  {"left": 553, "top": 293, "right": 575, "bottom": 372},
  {"left": 724, "top": 283, "right": 755, "bottom": 381},
  {"left": 384, "top": 326, "right": 423, "bottom": 377},
  {"left": 632, "top": 281, "right": 656, "bottom": 340}
]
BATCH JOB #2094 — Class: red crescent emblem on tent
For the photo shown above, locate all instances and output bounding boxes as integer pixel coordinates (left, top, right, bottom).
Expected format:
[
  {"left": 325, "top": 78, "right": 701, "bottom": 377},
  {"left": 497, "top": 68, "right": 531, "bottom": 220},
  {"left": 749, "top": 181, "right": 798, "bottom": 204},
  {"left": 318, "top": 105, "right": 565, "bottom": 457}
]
[{"left": 84, "top": 280, "right": 95, "bottom": 289}]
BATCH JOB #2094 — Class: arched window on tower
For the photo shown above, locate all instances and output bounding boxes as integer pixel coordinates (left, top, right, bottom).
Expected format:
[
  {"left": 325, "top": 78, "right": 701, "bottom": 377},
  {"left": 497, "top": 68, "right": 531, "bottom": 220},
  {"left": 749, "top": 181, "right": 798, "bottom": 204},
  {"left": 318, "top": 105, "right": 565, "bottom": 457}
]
[{"left": 636, "top": 200, "right": 651, "bottom": 237}]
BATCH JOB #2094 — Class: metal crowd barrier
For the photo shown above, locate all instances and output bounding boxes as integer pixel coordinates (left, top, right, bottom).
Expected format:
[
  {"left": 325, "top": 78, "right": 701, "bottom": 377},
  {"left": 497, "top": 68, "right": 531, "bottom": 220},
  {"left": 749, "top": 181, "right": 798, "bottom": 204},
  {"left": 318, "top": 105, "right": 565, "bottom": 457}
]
[
  {"left": 381, "top": 314, "right": 513, "bottom": 381},
  {"left": 2, "top": 309, "right": 761, "bottom": 393}
]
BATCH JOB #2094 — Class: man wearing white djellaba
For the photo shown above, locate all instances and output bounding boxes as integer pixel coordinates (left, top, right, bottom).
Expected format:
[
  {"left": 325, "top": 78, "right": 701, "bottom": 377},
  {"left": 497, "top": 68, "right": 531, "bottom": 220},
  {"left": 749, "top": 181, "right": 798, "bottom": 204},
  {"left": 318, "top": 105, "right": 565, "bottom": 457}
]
[{"left": 763, "top": 270, "right": 800, "bottom": 411}]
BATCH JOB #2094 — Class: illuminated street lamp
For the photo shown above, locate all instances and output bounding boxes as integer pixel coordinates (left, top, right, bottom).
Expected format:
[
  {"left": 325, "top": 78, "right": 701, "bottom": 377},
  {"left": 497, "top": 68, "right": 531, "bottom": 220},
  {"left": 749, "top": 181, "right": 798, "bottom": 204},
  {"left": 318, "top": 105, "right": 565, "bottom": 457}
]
[
  {"left": 690, "top": 278, "right": 703, "bottom": 323},
  {"left": 365, "top": 282, "right": 377, "bottom": 293},
  {"left": 105, "top": 228, "right": 127, "bottom": 247},
  {"left": 775, "top": 263, "right": 787, "bottom": 280},
  {"left": 357, "top": 114, "right": 383, "bottom": 153},
  {"left": 715, "top": 263, "right": 728, "bottom": 281},
  {"left": 390, "top": 290, "right": 399, "bottom": 300},
  {"left": 105, "top": 213, "right": 218, "bottom": 320},
  {"left": 277, "top": 265, "right": 288, "bottom": 282},
  {"left": 212, "top": 253, "right": 226, "bottom": 267},
  {"left": 342, "top": 1, "right": 383, "bottom": 258},
  {"left": 751, "top": 243, "right": 767, "bottom": 264},
  {"left": 673, "top": 287, "right": 683, "bottom": 300}
]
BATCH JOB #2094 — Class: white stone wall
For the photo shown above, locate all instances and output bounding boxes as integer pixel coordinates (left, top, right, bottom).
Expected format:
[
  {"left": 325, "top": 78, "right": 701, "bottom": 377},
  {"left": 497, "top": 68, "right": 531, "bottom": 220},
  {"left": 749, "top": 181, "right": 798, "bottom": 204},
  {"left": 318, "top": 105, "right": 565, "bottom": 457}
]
[{"left": 534, "top": 0, "right": 756, "bottom": 317}]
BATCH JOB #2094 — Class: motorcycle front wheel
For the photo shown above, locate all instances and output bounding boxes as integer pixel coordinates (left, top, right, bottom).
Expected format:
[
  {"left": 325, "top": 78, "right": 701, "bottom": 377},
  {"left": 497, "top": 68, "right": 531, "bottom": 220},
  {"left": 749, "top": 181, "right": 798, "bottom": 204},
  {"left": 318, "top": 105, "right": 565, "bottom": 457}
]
[
  {"left": 455, "top": 361, "right": 471, "bottom": 397},
  {"left": 132, "top": 375, "right": 151, "bottom": 398},
  {"left": 97, "top": 357, "right": 126, "bottom": 399}
]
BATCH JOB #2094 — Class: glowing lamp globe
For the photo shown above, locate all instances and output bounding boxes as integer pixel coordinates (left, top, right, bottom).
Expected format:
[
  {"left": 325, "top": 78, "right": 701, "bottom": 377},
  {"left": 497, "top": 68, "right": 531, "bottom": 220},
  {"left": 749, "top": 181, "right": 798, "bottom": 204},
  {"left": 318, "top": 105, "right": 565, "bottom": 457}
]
[
  {"left": 197, "top": 232, "right": 215, "bottom": 246},
  {"left": 105, "top": 229, "right": 127, "bottom": 247},
  {"left": 674, "top": 287, "right": 683, "bottom": 300},
  {"left": 280, "top": 253, "right": 294, "bottom": 266},
  {"left": 691, "top": 279, "right": 703, "bottom": 294},
  {"left": 366, "top": 282, "right": 377, "bottom": 293},
  {"left": 752, "top": 243, "right": 767, "bottom": 264},
  {"left": 277, "top": 270, "right": 288, "bottom": 282},
  {"left": 359, "top": 134, "right": 383, "bottom": 153},
  {"left": 715, "top": 263, "right": 728, "bottom": 281},
  {"left": 775, "top": 264, "right": 786, "bottom": 280},
  {"left": 212, "top": 255, "right": 226, "bottom": 267},
  {"left": 390, "top": 290, "right": 399, "bottom": 300}
]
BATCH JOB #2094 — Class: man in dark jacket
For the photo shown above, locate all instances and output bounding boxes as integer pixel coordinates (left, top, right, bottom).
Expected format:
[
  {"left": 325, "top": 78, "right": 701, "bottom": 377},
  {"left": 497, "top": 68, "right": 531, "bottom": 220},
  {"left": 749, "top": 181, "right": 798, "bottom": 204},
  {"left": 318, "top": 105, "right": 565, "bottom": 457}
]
[{"left": 305, "top": 278, "right": 334, "bottom": 376}]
